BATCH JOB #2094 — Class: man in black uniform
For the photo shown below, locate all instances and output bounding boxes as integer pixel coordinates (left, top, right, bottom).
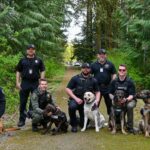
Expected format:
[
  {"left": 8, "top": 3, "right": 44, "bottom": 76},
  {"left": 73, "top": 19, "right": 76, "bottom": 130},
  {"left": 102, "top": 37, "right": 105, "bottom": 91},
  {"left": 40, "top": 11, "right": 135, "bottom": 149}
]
[
  {"left": 109, "top": 64, "right": 136, "bottom": 133},
  {"left": 16, "top": 44, "right": 45, "bottom": 127},
  {"left": 0, "top": 87, "right": 5, "bottom": 118},
  {"left": 91, "top": 49, "right": 116, "bottom": 116},
  {"left": 66, "top": 63, "right": 100, "bottom": 132}
]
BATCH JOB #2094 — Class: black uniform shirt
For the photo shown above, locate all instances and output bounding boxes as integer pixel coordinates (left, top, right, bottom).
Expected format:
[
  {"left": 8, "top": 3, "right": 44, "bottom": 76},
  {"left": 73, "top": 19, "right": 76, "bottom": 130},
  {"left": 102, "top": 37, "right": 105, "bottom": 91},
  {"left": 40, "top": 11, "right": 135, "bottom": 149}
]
[
  {"left": 91, "top": 60, "right": 116, "bottom": 86},
  {"left": 109, "top": 76, "right": 136, "bottom": 97},
  {"left": 16, "top": 56, "right": 45, "bottom": 81},
  {"left": 0, "top": 87, "right": 5, "bottom": 117},
  {"left": 67, "top": 73, "right": 99, "bottom": 99}
]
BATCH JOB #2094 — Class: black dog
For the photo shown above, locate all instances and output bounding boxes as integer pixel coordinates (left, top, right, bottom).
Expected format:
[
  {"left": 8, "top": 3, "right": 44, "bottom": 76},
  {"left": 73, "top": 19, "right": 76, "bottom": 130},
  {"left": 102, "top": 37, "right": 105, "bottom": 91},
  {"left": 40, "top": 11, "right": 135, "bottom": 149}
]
[
  {"left": 42, "top": 104, "right": 68, "bottom": 135},
  {"left": 110, "top": 90, "right": 127, "bottom": 134},
  {"left": 136, "top": 90, "right": 150, "bottom": 137}
]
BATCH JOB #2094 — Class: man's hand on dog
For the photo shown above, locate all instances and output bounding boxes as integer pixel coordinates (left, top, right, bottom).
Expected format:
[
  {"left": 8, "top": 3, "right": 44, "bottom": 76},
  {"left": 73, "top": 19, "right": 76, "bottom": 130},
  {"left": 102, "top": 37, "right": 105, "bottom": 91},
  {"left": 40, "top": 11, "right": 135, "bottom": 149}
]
[
  {"left": 47, "top": 112, "right": 52, "bottom": 116},
  {"left": 120, "top": 98, "right": 127, "bottom": 105},
  {"left": 56, "top": 106, "right": 61, "bottom": 111},
  {"left": 75, "top": 98, "right": 83, "bottom": 105},
  {"left": 43, "top": 109, "right": 51, "bottom": 117}
]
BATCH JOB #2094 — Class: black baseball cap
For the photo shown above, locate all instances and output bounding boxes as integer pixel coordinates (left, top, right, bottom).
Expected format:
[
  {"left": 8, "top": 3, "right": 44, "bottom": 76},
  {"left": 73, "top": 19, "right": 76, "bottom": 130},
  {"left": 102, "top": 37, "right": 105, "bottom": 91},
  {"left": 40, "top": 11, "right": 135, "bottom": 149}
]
[
  {"left": 98, "top": 48, "right": 106, "bottom": 54},
  {"left": 27, "top": 44, "right": 35, "bottom": 49},
  {"left": 81, "top": 63, "right": 90, "bottom": 68}
]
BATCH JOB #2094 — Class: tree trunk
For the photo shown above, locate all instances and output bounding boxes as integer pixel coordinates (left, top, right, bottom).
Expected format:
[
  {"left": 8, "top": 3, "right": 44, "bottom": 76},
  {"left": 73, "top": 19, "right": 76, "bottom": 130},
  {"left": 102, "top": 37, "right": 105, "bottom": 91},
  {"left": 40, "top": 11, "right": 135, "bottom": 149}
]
[
  {"left": 95, "top": 1, "right": 101, "bottom": 50},
  {"left": 86, "top": 0, "right": 93, "bottom": 48}
]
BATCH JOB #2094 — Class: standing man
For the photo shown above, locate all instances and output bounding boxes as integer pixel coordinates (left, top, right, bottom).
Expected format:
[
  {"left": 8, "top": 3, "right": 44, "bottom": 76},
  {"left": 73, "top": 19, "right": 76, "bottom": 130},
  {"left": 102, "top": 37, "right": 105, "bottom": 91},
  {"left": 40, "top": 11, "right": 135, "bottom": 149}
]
[
  {"left": 66, "top": 63, "right": 100, "bottom": 133},
  {"left": 16, "top": 44, "right": 45, "bottom": 127},
  {"left": 91, "top": 49, "right": 117, "bottom": 116},
  {"left": 109, "top": 64, "right": 136, "bottom": 133}
]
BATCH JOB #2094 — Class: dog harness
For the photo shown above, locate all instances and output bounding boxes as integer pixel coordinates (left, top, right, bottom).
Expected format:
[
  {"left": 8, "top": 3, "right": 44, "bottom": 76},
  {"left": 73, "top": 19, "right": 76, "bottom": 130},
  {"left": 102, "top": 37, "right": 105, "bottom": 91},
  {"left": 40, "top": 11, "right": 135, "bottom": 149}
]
[{"left": 73, "top": 74, "right": 98, "bottom": 99}]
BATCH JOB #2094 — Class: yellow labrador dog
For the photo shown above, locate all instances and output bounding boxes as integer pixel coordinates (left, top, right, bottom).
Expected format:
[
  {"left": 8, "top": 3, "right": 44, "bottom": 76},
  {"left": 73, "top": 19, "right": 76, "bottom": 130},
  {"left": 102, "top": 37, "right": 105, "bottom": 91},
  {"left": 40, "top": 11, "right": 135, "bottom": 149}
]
[{"left": 81, "top": 92, "right": 105, "bottom": 132}]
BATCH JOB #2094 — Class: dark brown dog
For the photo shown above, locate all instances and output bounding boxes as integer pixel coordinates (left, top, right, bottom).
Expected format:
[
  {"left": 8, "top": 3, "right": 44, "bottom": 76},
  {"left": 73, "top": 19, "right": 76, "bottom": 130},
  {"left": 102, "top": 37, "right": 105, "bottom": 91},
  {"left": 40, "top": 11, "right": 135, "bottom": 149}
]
[
  {"left": 110, "top": 90, "right": 127, "bottom": 134},
  {"left": 42, "top": 104, "right": 68, "bottom": 135},
  {"left": 136, "top": 90, "right": 150, "bottom": 137}
]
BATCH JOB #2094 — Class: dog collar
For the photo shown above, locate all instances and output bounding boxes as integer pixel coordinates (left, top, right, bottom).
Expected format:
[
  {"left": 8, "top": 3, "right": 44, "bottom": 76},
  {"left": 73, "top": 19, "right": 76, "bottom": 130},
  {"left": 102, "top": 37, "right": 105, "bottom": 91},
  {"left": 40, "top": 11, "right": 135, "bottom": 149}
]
[{"left": 52, "top": 107, "right": 60, "bottom": 114}]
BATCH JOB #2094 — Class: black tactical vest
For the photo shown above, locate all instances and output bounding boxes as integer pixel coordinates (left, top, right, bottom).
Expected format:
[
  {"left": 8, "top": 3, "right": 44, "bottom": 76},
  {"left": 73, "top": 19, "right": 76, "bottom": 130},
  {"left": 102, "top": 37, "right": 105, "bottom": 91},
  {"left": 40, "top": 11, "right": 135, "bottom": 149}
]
[
  {"left": 114, "top": 77, "right": 130, "bottom": 97},
  {"left": 37, "top": 91, "right": 53, "bottom": 109},
  {"left": 73, "top": 74, "right": 95, "bottom": 99}
]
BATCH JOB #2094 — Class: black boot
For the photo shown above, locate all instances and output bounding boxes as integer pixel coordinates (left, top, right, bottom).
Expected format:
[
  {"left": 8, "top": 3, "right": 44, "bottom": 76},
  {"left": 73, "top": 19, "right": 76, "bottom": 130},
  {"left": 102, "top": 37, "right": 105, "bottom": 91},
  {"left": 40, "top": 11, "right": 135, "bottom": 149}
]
[
  {"left": 17, "top": 121, "right": 25, "bottom": 127},
  {"left": 40, "top": 120, "right": 48, "bottom": 129},
  {"left": 32, "top": 123, "right": 38, "bottom": 132}
]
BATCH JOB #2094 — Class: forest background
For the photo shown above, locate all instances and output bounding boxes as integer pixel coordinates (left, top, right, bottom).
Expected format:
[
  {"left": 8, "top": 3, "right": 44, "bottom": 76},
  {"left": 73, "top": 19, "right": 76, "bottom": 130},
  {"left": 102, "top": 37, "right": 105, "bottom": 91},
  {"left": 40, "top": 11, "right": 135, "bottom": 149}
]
[{"left": 0, "top": 0, "right": 150, "bottom": 114}]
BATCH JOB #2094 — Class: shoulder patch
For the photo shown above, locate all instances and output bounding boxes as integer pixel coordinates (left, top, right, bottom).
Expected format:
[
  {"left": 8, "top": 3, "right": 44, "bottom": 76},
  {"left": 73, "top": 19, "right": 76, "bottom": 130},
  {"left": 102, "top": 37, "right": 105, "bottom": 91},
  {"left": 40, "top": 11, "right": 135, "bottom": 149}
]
[
  {"left": 104, "top": 64, "right": 110, "bottom": 69},
  {"left": 32, "top": 93, "right": 37, "bottom": 100}
]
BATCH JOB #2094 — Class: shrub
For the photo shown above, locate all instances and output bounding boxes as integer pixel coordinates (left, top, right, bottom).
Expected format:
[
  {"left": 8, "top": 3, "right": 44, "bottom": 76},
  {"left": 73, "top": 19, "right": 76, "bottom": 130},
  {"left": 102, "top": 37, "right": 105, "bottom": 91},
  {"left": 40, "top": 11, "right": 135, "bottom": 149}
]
[
  {"left": 45, "top": 59, "right": 65, "bottom": 79},
  {"left": 0, "top": 54, "right": 21, "bottom": 113},
  {"left": 0, "top": 54, "right": 65, "bottom": 114},
  {"left": 108, "top": 48, "right": 147, "bottom": 90}
]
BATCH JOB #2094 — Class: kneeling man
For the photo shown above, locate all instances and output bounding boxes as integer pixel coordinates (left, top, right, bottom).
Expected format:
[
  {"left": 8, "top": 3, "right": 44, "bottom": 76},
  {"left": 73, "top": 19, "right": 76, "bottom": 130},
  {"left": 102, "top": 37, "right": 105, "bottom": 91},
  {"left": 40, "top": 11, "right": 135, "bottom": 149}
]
[
  {"left": 109, "top": 64, "right": 136, "bottom": 133},
  {"left": 31, "top": 79, "right": 57, "bottom": 131},
  {"left": 66, "top": 63, "right": 100, "bottom": 132}
]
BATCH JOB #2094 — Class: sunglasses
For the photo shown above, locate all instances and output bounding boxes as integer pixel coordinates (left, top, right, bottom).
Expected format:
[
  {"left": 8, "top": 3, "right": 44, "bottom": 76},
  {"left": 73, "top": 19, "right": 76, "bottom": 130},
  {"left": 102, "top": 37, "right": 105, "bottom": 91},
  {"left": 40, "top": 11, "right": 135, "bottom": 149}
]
[{"left": 119, "top": 69, "right": 126, "bottom": 72}]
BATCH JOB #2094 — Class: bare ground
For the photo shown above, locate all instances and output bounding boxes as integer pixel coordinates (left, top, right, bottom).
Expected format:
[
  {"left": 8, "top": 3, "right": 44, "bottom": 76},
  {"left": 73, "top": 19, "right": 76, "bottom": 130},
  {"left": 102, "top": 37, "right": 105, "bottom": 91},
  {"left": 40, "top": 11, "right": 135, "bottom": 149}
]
[{"left": 0, "top": 67, "right": 150, "bottom": 150}]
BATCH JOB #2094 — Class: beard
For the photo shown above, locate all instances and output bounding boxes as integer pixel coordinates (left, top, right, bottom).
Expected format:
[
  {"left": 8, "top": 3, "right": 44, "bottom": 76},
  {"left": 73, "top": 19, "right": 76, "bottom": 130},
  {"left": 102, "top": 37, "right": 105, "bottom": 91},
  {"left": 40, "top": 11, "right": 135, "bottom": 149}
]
[
  {"left": 82, "top": 72, "right": 90, "bottom": 76},
  {"left": 99, "top": 57, "right": 106, "bottom": 63}
]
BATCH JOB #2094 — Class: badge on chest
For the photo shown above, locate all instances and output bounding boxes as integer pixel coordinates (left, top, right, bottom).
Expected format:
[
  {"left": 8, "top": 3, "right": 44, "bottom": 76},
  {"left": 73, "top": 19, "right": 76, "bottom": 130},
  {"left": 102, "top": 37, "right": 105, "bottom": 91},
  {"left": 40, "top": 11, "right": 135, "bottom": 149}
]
[
  {"left": 100, "top": 68, "right": 103, "bottom": 72},
  {"left": 29, "top": 69, "right": 33, "bottom": 74}
]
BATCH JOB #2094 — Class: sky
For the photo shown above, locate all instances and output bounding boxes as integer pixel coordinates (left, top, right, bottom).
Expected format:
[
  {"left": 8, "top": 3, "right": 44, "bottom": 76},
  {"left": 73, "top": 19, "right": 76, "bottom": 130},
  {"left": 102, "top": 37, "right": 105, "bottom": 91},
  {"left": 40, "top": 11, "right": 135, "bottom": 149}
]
[
  {"left": 67, "top": 18, "right": 82, "bottom": 42},
  {"left": 64, "top": 6, "right": 84, "bottom": 43}
]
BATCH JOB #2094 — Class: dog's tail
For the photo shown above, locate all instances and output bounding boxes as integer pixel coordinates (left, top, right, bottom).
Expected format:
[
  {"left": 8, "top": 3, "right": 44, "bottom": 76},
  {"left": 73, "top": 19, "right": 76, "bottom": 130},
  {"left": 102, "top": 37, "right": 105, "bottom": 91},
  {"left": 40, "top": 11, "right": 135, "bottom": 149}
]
[{"left": 98, "top": 113, "right": 105, "bottom": 128}]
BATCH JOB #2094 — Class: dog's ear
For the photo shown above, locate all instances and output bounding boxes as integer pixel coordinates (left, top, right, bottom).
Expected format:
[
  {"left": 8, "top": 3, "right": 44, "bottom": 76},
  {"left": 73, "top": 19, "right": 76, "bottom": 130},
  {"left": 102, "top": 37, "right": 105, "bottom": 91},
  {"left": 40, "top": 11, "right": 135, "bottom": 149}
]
[{"left": 45, "top": 104, "right": 52, "bottom": 111}]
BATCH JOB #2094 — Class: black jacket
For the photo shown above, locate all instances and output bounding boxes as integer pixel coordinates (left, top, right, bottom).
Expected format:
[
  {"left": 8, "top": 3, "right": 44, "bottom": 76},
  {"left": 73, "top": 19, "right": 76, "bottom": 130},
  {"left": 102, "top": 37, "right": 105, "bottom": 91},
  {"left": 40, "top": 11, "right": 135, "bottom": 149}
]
[{"left": 0, "top": 87, "right": 5, "bottom": 117}]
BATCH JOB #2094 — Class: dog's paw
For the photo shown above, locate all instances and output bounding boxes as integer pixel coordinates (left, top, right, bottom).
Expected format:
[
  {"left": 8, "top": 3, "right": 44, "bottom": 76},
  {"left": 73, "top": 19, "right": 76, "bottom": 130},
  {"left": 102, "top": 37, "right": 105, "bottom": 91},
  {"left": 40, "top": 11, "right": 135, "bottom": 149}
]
[
  {"left": 81, "top": 128, "right": 86, "bottom": 132},
  {"left": 111, "top": 130, "right": 116, "bottom": 134},
  {"left": 122, "top": 130, "right": 127, "bottom": 135},
  {"left": 95, "top": 128, "right": 99, "bottom": 132},
  {"left": 145, "top": 132, "right": 150, "bottom": 137}
]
